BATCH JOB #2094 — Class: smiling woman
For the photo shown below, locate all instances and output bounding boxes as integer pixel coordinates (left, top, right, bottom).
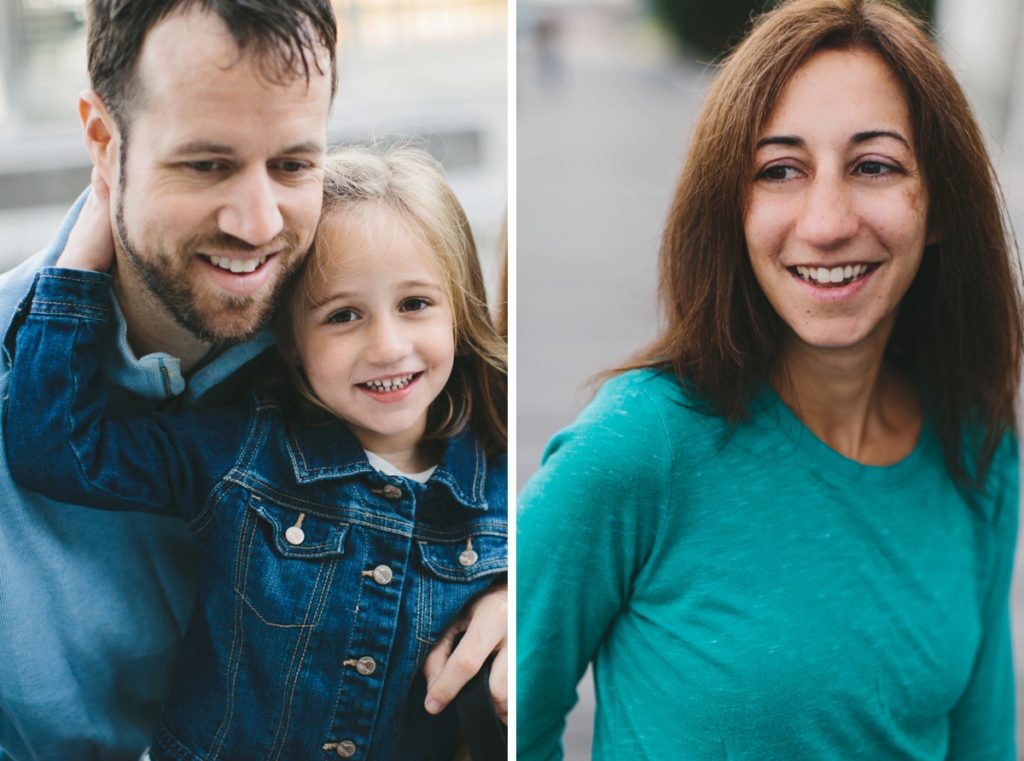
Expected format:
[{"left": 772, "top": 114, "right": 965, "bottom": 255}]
[{"left": 517, "top": 0, "right": 1024, "bottom": 758}]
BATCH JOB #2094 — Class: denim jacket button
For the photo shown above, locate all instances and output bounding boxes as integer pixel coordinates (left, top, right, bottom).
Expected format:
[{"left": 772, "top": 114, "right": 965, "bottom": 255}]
[
  {"left": 372, "top": 565, "right": 394, "bottom": 585},
  {"left": 458, "top": 549, "right": 479, "bottom": 567},
  {"left": 335, "top": 740, "right": 357, "bottom": 758},
  {"left": 356, "top": 656, "right": 377, "bottom": 676},
  {"left": 284, "top": 526, "right": 305, "bottom": 546},
  {"left": 380, "top": 484, "right": 403, "bottom": 500}
]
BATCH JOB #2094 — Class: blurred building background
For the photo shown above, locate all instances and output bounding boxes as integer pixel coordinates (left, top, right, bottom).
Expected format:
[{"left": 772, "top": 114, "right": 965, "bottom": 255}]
[
  {"left": 517, "top": 0, "right": 1024, "bottom": 757},
  {"left": 0, "top": 0, "right": 507, "bottom": 294}
]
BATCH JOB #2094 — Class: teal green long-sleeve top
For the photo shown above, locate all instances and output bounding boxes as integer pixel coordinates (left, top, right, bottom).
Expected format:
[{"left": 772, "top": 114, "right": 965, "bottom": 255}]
[{"left": 517, "top": 369, "right": 1019, "bottom": 760}]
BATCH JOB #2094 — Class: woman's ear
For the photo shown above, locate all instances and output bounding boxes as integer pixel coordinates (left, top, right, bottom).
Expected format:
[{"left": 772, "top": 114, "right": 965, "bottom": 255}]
[{"left": 78, "top": 89, "right": 120, "bottom": 189}]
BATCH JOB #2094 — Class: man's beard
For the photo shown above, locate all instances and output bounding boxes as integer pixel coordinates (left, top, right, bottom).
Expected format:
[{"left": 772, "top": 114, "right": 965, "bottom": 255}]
[{"left": 112, "top": 193, "right": 302, "bottom": 346}]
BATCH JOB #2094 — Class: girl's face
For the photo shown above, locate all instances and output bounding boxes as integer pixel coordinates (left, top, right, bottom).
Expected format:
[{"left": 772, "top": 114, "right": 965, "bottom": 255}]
[
  {"left": 292, "top": 206, "right": 455, "bottom": 459},
  {"left": 744, "top": 48, "right": 935, "bottom": 356}
]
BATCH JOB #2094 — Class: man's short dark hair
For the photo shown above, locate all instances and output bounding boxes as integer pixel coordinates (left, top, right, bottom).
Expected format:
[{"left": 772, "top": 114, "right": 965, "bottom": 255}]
[{"left": 86, "top": 0, "right": 338, "bottom": 130}]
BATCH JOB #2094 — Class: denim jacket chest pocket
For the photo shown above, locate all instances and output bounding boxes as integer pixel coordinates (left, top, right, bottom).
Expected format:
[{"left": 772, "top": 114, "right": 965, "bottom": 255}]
[
  {"left": 236, "top": 495, "right": 350, "bottom": 628},
  {"left": 411, "top": 530, "right": 507, "bottom": 661}
]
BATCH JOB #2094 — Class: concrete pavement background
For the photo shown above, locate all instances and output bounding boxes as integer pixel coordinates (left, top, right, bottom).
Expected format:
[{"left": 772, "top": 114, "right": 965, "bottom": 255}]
[
  {"left": 516, "top": 6, "right": 1024, "bottom": 758},
  {"left": 517, "top": 8, "right": 706, "bottom": 757}
]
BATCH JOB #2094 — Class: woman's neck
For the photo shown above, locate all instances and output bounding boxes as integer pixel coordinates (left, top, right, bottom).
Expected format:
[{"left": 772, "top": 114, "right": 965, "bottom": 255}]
[{"left": 773, "top": 336, "right": 922, "bottom": 466}]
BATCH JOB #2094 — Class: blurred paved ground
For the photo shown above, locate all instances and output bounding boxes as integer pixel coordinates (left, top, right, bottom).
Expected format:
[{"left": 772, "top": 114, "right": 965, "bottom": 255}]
[
  {"left": 516, "top": 9, "right": 1024, "bottom": 758},
  {"left": 517, "top": 10, "right": 706, "bottom": 758}
]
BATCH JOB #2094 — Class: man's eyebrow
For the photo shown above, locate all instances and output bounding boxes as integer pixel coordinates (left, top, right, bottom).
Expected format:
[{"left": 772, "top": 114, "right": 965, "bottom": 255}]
[
  {"left": 169, "top": 140, "right": 325, "bottom": 156},
  {"left": 279, "top": 141, "right": 325, "bottom": 155},
  {"left": 755, "top": 131, "right": 911, "bottom": 150},
  {"left": 170, "top": 141, "right": 236, "bottom": 156}
]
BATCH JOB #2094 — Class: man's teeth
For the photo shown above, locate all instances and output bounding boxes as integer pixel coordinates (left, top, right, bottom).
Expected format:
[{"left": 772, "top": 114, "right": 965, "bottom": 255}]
[
  {"left": 364, "top": 374, "right": 415, "bottom": 392},
  {"left": 209, "top": 255, "right": 268, "bottom": 274},
  {"left": 795, "top": 263, "right": 871, "bottom": 286}
]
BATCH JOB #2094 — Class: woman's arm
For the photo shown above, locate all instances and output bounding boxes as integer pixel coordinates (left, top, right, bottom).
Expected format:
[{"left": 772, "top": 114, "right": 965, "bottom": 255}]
[
  {"left": 516, "top": 374, "right": 671, "bottom": 761},
  {"left": 946, "top": 433, "right": 1019, "bottom": 760}
]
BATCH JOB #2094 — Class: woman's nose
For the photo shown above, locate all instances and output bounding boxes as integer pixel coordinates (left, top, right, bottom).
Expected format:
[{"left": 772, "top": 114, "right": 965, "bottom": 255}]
[{"left": 794, "top": 174, "right": 859, "bottom": 250}]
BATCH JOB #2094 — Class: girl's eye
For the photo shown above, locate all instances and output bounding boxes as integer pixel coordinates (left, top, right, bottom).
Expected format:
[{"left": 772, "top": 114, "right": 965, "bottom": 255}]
[
  {"left": 400, "top": 298, "right": 430, "bottom": 313},
  {"left": 755, "top": 164, "right": 801, "bottom": 182},
  {"left": 325, "top": 308, "right": 359, "bottom": 324}
]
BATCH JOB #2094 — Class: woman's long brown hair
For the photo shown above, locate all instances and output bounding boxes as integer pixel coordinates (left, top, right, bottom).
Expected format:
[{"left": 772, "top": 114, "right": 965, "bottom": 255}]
[{"left": 622, "top": 0, "right": 1022, "bottom": 488}]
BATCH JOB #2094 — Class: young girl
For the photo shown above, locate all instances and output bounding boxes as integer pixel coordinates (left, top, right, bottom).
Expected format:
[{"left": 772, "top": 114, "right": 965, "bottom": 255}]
[{"left": 5, "top": 145, "right": 508, "bottom": 761}]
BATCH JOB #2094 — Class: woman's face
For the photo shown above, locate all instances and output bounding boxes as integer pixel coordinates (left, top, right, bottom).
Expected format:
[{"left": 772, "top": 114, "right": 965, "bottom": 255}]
[{"left": 744, "top": 48, "right": 934, "bottom": 355}]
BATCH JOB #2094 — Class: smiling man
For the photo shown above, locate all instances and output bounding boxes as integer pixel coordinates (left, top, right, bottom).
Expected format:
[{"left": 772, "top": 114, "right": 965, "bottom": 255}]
[{"left": 0, "top": 2, "right": 504, "bottom": 759}]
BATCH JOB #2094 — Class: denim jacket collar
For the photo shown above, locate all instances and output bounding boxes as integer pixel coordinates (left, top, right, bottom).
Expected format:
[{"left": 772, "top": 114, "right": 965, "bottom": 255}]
[{"left": 283, "top": 413, "right": 492, "bottom": 511}]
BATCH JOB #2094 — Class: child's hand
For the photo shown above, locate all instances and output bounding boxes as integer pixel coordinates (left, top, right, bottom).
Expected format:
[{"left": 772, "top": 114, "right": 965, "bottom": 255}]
[
  {"left": 59, "top": 168, "right": 114, "bottom": 272},
  {"left": 423, "top": 583, "right": 508, "bottom": 724}
]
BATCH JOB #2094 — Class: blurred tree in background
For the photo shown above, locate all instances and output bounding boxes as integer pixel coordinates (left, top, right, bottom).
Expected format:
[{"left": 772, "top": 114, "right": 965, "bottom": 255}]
[{"left": 650, "top": 0, "right": 938, "bottom": 59}]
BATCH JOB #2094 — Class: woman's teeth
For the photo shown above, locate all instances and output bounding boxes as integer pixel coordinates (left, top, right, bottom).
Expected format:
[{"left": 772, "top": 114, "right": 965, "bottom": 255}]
[
  {"left": 363, "top": 374, "right": 415, "bottom": 392},
  {"left": 208, "top": 255, "right": 268, "bottom": 274},
  {"left": 795, "top": 263, "right": 871, "bottom": 287}
]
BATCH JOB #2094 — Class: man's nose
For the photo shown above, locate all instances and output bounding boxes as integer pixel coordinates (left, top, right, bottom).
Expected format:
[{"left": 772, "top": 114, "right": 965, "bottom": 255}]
[
  {"left": 217, "top": 168, "right": 285, "bottom": 247},
  {"left": 795, "top": 173, "right": 859, "bottom": 250}
]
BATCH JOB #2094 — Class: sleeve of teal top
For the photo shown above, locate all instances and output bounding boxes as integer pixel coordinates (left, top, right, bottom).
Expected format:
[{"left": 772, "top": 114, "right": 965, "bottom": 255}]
[
  {"left": 946, "top": 434, "right": 1019, "bottom": 760},
  {"left": 516, "top": 373, "right": 673, "bottom": 761}
]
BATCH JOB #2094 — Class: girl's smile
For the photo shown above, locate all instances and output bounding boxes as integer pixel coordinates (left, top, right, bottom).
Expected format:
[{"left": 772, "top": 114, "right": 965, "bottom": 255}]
[{"left": 357, "top": 371, "right": 423, "bottom": 402}]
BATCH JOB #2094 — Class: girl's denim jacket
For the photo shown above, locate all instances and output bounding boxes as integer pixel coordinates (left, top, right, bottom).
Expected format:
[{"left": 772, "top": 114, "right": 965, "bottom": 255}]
[{"left": 5, "top": 269, "right": 508, "bottom": 761}]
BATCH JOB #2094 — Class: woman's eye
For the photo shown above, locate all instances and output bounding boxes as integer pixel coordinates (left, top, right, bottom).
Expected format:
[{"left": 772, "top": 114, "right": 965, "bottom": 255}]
[
  {"left": 855, "top": 161, "right": 897, "bottom": 176},
  {"left": 756, "top": 165, "right": 800, "bottom": 182},
  {"left": 326, "top": 308, "right": 358, "bottom": 324},
  {"left": 400, "top": 298, "right": 430, "bottom": 313}
]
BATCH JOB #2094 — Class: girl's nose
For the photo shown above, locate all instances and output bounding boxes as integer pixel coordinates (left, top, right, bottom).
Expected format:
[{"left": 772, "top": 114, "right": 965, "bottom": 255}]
[
  {"left": 794, "top": 174, "right": 858, "bottom": 250},
  {"left": 365, "top": 318, "right": 411, "bottom": 365}
]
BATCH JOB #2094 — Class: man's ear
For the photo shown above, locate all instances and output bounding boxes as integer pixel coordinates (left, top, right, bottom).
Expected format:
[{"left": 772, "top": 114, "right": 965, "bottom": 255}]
[{"left": 79, "top": 89, "right": 120, "bottom": 187}]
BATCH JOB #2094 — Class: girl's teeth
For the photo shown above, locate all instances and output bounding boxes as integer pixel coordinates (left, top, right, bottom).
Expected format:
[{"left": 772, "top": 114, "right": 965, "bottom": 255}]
[
  {"left": 209, "top": 255, "right": 268, "bottom": 273},
  {"left": 794, "top": 264, "right": 870, "bottom": 287},
  {"left": 364, "top": 374, "right": 415, "bottom": 392}
]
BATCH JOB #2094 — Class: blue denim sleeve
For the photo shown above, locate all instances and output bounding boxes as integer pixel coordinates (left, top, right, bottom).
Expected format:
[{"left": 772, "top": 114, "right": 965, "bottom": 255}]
[{"left": 4, "top": 267, "right": 251, "bottom": 520}]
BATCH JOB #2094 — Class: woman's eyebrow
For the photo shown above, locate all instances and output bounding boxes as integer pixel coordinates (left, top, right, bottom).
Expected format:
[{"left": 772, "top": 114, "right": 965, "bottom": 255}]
[
  {"left": 851, "top": 129, "right": 910, "bottom": 148},
  {"left": 755, "top": 130, "right": 911, "bottom": 150},
  {"left": 756, "top": 135, "right": 803, "bottom": 149}
]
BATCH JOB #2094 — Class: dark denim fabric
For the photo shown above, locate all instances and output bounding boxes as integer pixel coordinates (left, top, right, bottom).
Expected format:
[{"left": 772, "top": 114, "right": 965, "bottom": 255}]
[{"left": 6, "top": 268, "right": 508, "bottom": 761}]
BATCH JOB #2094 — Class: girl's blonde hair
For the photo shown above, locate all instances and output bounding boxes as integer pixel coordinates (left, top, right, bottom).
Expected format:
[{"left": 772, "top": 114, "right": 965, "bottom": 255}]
[{"left": 281, "top": 144, "right": 507, "bottom": 455}]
